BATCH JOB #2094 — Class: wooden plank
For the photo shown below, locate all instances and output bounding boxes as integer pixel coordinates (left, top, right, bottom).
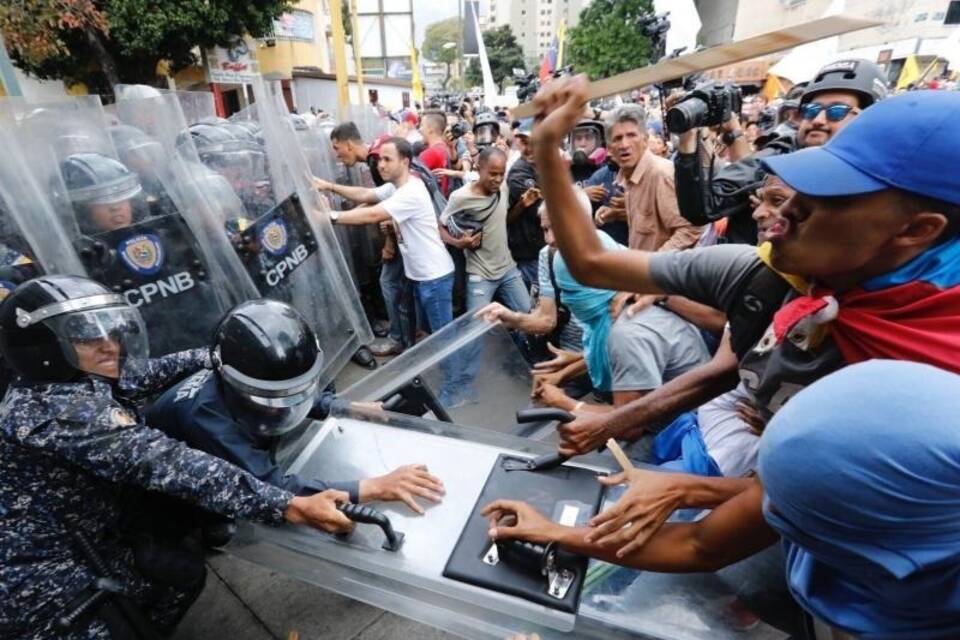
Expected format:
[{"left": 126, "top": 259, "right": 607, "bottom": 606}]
[
  {"left": 512, "top": 14, "right": 883, "bottom": 118},
  {"left": 606, "top": 438, "right": 635, "bottom": 472}
]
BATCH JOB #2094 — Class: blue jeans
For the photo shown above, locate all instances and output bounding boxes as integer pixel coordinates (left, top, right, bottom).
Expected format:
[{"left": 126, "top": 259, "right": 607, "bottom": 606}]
[
  {"left": 465, "top": 267, "right": 532, "bottom": 314},
  {"left": 380, "top": 257, "right": 415, "bottom": 347},
  {"left": 456, "top": 267, "right": 532, "bottom": 398},
  {"left": 413, "top": 272, "right": 456, "bottom": 403},
  {"left": 413, "top": 272, "right": 454, "bottom": 333},
  {"left": 516, "top": 258, "right": 539, "bottom": 292}
]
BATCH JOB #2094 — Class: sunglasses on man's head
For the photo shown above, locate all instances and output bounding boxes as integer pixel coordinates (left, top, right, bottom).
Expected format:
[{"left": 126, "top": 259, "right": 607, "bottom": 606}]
[{"left": 800, "top": 102, "right": 859, "bottom": 122}]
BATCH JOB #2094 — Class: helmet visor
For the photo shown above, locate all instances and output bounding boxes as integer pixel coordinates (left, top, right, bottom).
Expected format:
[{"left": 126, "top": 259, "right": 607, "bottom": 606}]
[
  {"left": 219, "top": 354, "right": 323, "bottom": 436},
  {"left": 572, "top": 127, "right": 601, "bottom": 153},
  {"left": 44, "top": 307, "right": 148, "bottom": 379},
  {"left": 474, "top": 123, "right": 498, "bottom": 147},
  {"left": 228, "top": 381, "right": 320, "bottom": 436}
]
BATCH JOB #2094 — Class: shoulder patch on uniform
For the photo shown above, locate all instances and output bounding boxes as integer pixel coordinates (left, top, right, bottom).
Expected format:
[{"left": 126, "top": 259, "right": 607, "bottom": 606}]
[{"left": 110, "top": 407, "right": 137, "bottom": 426}]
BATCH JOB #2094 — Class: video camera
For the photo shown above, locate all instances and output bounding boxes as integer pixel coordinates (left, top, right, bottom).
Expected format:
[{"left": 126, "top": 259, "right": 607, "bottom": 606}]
[
  {"left": 515, "top": 70, "right": 540, "bottom": 104},
  {"left": 665, "top": 81, "right": 743, "bottom": 134}
]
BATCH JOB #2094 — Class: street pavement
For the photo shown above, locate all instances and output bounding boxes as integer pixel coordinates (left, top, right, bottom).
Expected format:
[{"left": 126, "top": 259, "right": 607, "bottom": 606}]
[{"left": 172, "top": 356, "right": 460, "bottom": 640}]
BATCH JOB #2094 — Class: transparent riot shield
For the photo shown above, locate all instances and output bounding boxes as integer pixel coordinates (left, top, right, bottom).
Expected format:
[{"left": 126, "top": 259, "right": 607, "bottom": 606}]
[
  {"left": 342, "top": 314, "right": 550, "bottom": 435},
  {"left": 176, "top": 79, "right": 372, "bottom": 387},
  {"left": 348, "top": 104, "right": 391, "bottom": 142},
  {"left": 176, "top": 90, "right": 220, "bottom": 127},
  {"left": 227, "top": 407, "right": 795, "bottom": 640},
  {"left": 9, "top": 93, "right": 257, "bottom": 357}
]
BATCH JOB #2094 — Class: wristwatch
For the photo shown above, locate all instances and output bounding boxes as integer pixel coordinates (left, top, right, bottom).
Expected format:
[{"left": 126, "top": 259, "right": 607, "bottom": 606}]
[
  {"left": 721, "top": 129, "right": 744, "bottom": 146},
  {"left": 329, "top": 211, "right": 340, "bottom": 224}
]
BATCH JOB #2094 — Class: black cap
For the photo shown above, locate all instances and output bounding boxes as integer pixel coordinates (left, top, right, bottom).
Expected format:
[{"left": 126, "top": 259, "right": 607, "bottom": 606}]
[{"left": 801, "top": 59, "right": 888, "bottom": 108}]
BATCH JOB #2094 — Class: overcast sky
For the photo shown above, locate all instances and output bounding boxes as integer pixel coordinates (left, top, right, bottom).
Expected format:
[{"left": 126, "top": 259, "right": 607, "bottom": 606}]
[{"left": 412, "top": 0, "right": 460, "bottom": 48}]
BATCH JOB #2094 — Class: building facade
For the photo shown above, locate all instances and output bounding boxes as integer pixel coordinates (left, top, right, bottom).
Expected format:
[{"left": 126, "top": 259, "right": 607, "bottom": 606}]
[
  {"left": 698, "top": 0, "right": 960, "bottom": 83},
  {"left": 477, "top": 0, "right": 593, "bottom": 67}
]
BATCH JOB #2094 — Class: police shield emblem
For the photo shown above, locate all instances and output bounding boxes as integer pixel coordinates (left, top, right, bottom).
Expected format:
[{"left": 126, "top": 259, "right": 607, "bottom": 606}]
[
  {"left": 118, "top": 233, "right": 164, "bottom": 275},
  {"left": 260, "top": 219, "right": 289, "bottom": 257}
]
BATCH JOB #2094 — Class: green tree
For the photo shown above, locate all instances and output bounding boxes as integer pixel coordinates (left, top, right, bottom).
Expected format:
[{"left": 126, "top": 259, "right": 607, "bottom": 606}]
[
  {"left": 421, "top": 17, "right": 460, "bottom": 91},
  {"left": 566, "top": 0, "right": 654, "bottom": 80},
  {"left": 465, "top": 25, "right": 525, "bottom": 93},
  {"left": 0, "top": 0, "right": 289, "bottom": 97}
]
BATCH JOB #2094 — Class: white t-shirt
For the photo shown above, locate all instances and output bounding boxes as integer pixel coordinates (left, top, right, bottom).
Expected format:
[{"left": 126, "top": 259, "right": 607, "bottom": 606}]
[{"left": 373, "top": 178, "right": 454, "bottom": 281}]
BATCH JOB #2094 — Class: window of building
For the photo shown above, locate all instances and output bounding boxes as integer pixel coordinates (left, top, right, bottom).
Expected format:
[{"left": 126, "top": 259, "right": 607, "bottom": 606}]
[
  {"left": 942, "top": 1, "right": 960, "bottom": 24},
  {"left": 934, "top": 11, "right": 946, "bottom": 21},
  {"left": 914, "top": 12, "right": 928, "bottom": 21}
]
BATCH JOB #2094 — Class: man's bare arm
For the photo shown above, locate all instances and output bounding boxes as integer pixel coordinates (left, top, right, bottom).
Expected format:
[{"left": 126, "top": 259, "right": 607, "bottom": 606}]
[
  {"left": 335, "top": 205, "right": 392, "bottom": 226},
  {"left": 314, "top": 178, "right": 381, "bottom": 205},
  {"left": 531, "top": 79, "right": 663, "bottom": 295},
  {"left": 557, "top": 480, "right": 777, "bottom": 571},
  {"left": 558, "top": 330, "right": 740, "bottom": 455}
]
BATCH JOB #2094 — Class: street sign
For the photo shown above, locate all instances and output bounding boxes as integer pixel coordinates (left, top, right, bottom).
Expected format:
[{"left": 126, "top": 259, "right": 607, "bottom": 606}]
[
  {"left": 207, "top": 39, "right": 261, "bottom": 84},
  {"left": 511, "top": 14, "right": 884, "bottom": 118}
]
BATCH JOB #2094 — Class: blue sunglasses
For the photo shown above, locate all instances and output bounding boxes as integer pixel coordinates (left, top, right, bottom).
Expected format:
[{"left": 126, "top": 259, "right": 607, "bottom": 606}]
[{"left": 800, "top": 102, "right": 859, "bottom": 122}]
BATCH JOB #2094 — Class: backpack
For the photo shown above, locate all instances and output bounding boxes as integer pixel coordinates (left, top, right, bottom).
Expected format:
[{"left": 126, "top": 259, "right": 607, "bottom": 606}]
[{"left": 369, "top": 134, "right": 448, "bottom": 218}]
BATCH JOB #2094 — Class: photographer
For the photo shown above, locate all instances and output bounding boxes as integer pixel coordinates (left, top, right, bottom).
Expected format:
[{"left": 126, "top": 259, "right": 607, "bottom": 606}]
[{"left": 672, "top": 59, "right": 887, "bottom": 245}]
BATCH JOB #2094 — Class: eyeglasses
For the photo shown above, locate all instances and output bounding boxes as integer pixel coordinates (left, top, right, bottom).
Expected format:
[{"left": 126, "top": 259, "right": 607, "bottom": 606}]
[{"left": 800, "top": 102, "right": 859, "bottom": 122}]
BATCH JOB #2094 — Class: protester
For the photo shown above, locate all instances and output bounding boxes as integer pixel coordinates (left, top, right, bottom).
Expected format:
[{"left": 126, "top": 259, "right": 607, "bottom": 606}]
[
  {"left": 506, "top": 119, "right": 545, "bottom": 288},
  {"left": 328, "top": 122, "right": 413, "bottom": 358},
  {"left": 487, "top": 78, "right": 960, "bottom": 576},
  {"left": 484, "top": 361, "right": 960, "bottom": 637},
  {"left": 313, "top": 137, "right": 455, "bottom": 336},
  {"left": 418, "top": 110, "right": 459, "bottom": 196},
  {"left": 440, "top": 147, "right": 530, "bottom": 315},
  {"left": 607, "top": 104, "right": 702, "bottom": 254},
  {"left": 479, "top": 190, "right": 710, "bottom": 409}
]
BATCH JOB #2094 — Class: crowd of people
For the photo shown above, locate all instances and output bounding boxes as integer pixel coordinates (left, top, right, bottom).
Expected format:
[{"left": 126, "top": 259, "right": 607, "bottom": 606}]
[{"left": 1, "top": 54, "right": 959, "bottom": 640}]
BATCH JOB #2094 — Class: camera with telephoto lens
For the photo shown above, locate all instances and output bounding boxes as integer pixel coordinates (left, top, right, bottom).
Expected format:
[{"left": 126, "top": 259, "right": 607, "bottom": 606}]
[
  {"left": 449, "top": 122, "right": 467, "bottom": 139},
  {"left": 666, "top": 81, "right": 743, "bottom": 134}
]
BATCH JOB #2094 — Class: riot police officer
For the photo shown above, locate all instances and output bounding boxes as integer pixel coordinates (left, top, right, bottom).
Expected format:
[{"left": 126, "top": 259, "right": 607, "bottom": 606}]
[
  {"left": 0, "top": 275, "right": 357, "bottom": 639},
  {"left": 107, "top": 125, "right": 176, "bottom": 217},
  {"left": 568, "top": 118, "right": 606, "bottom": 185},
  {"left": 60, "top": 152, "right": 228, "bottom": 357},
  {"left": 148, "top": 299, "right": 444, "bottom": 513},
  {"left": 61, "top": 152, "right": 148, "bottom": 235},
  {"left": 472, "top": 111, "right": 501, "bottom": 150}
]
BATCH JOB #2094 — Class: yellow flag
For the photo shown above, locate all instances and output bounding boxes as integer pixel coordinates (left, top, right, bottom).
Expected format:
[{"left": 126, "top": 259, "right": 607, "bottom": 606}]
[
  {"left": 761, "top": 74, "right": 783, "bottom": 101},
  {"left": 896, "top": 54, "right": 920, "bottom": 90},
  {"left": 556, "top": 19, "right": 567, "bottom": 69},
  {"left": 410, "top": 46, "right": 424, "bottom": 104}
]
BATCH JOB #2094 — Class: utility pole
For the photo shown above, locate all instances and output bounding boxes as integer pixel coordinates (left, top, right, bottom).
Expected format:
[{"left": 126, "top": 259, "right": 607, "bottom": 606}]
[
  {"left": 330, "top": 0, "right": 351, "bottom": 119},
  {"left": 0, "top": 34, "right": 23, "bottom": 97},
  {"left": 457, "top": 0, "right": 463, "bottom": 90},
  {"left": 349, "top": 0, "right": 365, "bottom": 105}
]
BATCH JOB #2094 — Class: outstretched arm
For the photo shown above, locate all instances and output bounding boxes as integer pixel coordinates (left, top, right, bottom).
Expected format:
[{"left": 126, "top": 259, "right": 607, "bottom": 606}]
[
  {"left": 314, "top": 177, "right": 382, "bottom": 205},
  {"left": 531, "top": 77, "right": 663, "bottom": 295},
  {"left": 484, "top": 478, "right": 777, "bottom": 573}
]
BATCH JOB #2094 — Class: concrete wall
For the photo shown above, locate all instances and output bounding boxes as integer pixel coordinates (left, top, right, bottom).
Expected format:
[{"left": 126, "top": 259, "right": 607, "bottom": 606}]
[{"left": 293, "top": 75, "right": 413, "bottom": 112}]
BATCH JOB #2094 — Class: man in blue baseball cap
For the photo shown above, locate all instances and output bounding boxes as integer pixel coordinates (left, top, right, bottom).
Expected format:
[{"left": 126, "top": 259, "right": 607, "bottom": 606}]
[{"left": 476, "top": 80, "right": 960, "bottom": 583}]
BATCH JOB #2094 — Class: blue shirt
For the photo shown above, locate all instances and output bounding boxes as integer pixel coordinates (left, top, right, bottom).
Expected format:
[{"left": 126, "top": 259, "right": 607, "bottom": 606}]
[
  {"left": 147, "top": 370, "right": 358, "bottom": 501},
  {"left": 584, "top": 164, "right": 629, "bottom": 246},
  {"left": 552, "top": 231, "right": 622, "bottom": 391}
]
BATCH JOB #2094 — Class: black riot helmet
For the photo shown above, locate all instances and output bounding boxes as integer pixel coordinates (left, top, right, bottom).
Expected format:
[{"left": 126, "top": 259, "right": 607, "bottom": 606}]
[
  {"left": 108, "top": 124, "right": 166, "bottom": 172},
  {"left": 472, "top": 112, "right": 500, "bottom": 148},
  {"left": 60, "top": 152, "right": 145, "bottom": 235},
  {"left": 0, "top": 275, "right": 148, "bottom": 383},
  {"left": 212, "top": 299, "right": 324, "bottom": 437},
  {"left": 800, "top": 59, "right": 888, "bottom": 108}
]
